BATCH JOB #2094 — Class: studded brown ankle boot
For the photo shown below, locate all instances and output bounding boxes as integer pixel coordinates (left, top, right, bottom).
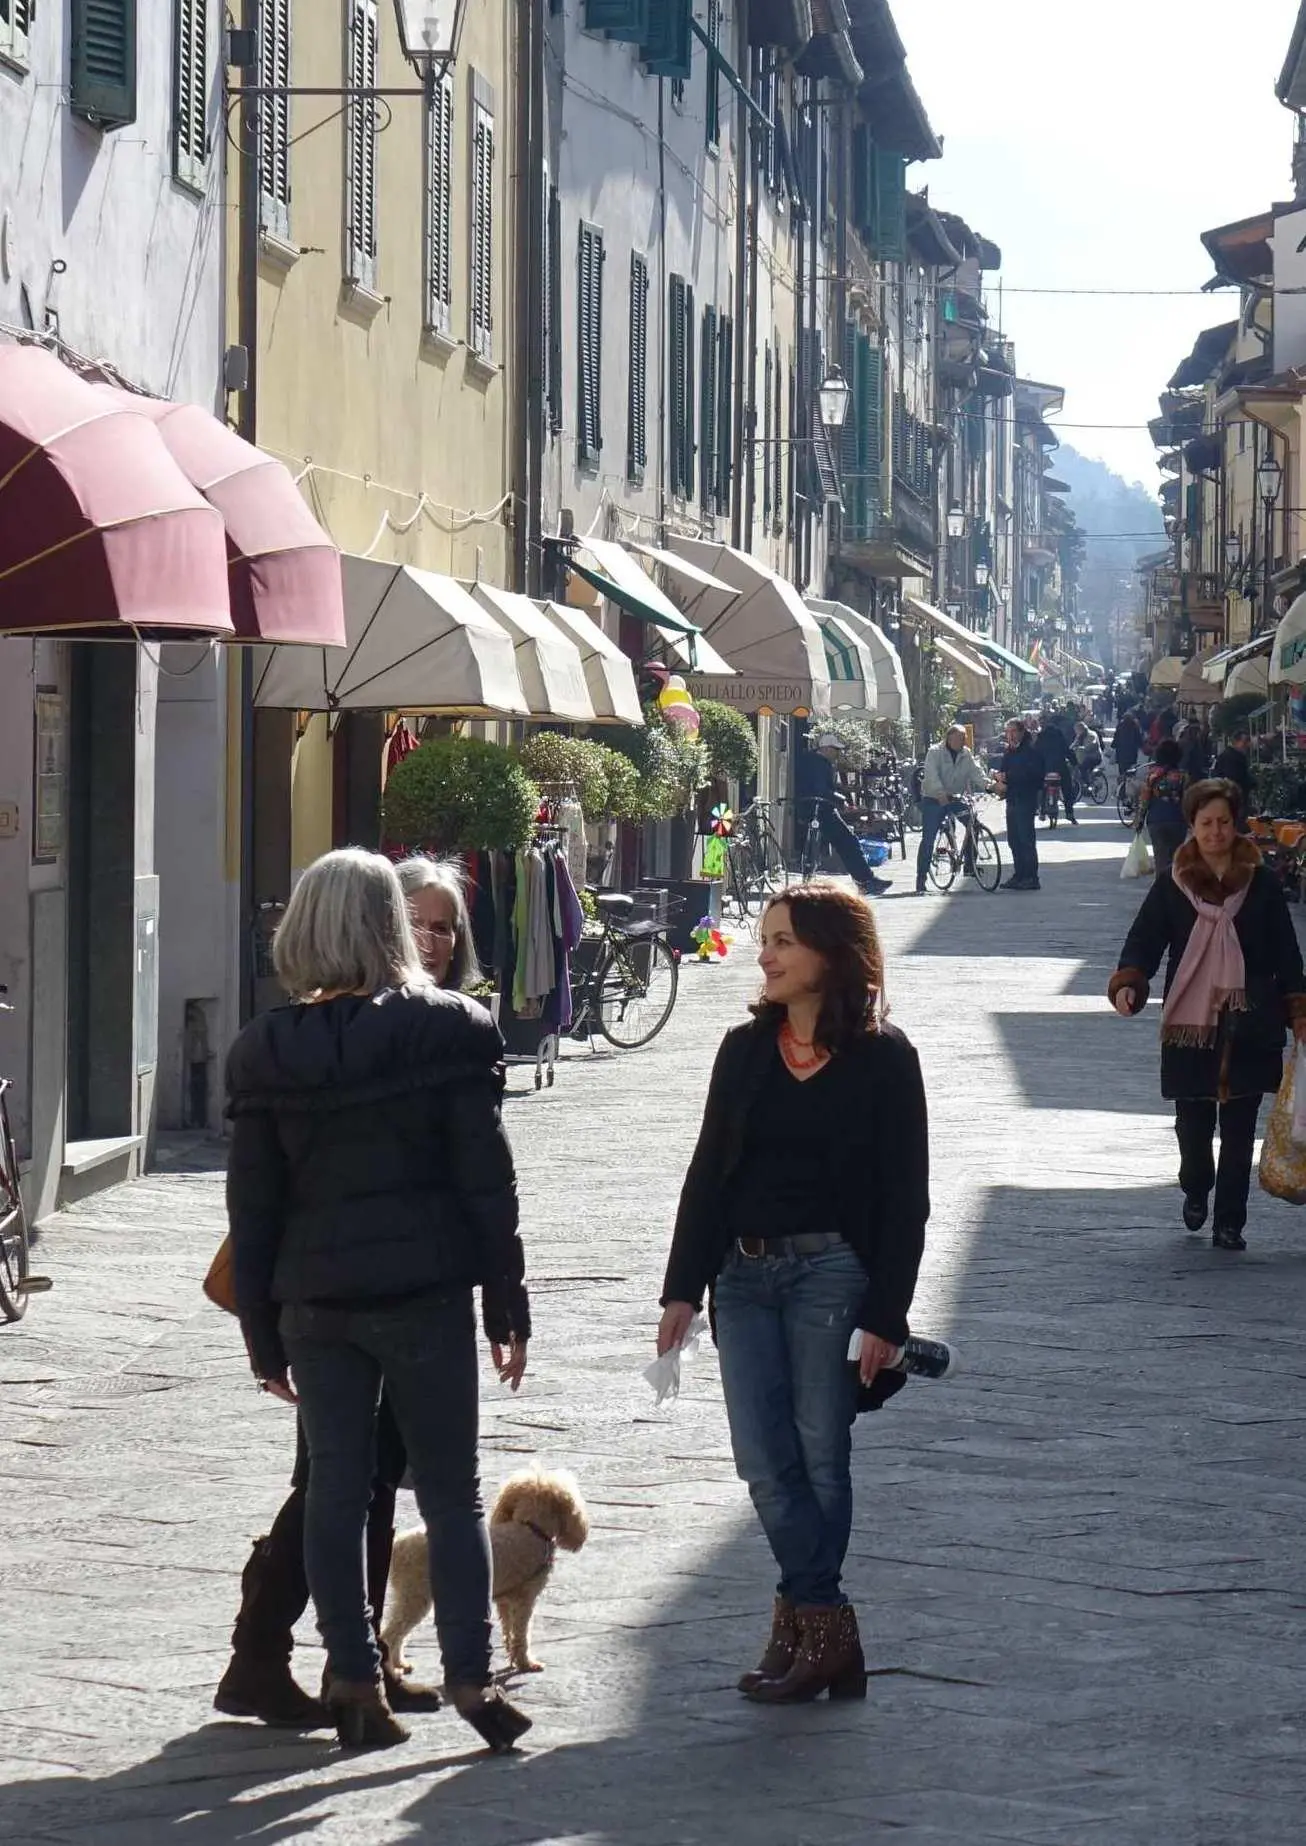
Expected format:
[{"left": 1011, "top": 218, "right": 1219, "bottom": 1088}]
[
  {"left": 324, "top": 1675, "right": 411, "bottom": 1749},
  {"left": 737, "top": 1596, "right": 798, "bottom": 1694},
  {"left": 742, "top": 1603, "right": 867, "bottom": 1704}
]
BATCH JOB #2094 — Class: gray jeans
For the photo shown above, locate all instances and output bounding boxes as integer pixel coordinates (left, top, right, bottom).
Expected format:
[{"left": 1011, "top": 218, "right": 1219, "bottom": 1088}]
[{"left": 282, "top": 1289, "right": 491, "bottom": 1686}]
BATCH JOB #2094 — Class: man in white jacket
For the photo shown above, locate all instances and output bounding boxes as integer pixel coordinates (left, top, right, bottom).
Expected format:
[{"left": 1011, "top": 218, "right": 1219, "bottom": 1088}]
[{"left": 915, "top": 724, "right": 990, "bottom": 894}]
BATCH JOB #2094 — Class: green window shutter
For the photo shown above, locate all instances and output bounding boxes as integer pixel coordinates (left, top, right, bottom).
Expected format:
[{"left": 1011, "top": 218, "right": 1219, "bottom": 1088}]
[
  {"left": 684, "top": 282, "right": 696, "bottom": 501},
  {"left": 70, "top": 0, "right": 138, "bottom": 131},
  {"left": 641, "top": 0, "right": 691, "bottom": 79},
  {"left": 716, "top": 313, "right": 733, "bottom": 516},
  {"left": 546, "top": 186, "right": 563, "bottom": 433},
  {"left": 584, "top": 0, "right": 649, "bottom": 38},
  {"left": 577, "top": 223, "right": 605, "bottom": 464},
  {"left": 669, "top": 273, "right": 686, "bottom": 498},
  {"left": 871, "top": 148, "right": 906, "bottom": 260},
  {"left": 627, "top": 252, "right": 648, "bottom": 482},
  {"left": 772, "top": 340, "right": 783, "bottom": 526},
  {"left": 762, "top": 342, "right": 773, "bottom": 523},
  {"left": 699, "top": 306, "right": 718, "bottom": 513},
  {"left": 173, "top": 0, "right": 208, "bottom": 189},
  {"left": 704, "top": 0, "right": 720, "bottom": 149}
]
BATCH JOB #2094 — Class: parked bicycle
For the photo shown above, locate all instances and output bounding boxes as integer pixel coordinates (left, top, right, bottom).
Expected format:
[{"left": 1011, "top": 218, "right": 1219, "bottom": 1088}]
[
  {"left": 570, "top": 893, "right": 680, "bottom": 1049},
  {"left": 0, "top": 986, "right": 52, "bottom": 1322},
  {"left": 924, "top": 796, "right": 1003, "bottom": 894},
  {"left": 724, "top": 797, "right": 786, "bottom": 919}
]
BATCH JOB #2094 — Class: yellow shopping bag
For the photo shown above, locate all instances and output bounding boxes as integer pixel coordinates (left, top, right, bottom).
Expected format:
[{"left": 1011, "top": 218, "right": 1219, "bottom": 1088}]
[{"left": 1257, "top": 1052, "right": 1306, "bottom": 1205}]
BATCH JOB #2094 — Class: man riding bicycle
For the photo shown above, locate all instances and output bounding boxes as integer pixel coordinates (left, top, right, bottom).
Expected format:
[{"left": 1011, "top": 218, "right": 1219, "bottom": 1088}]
[
  {"left": 915, "top": 724, "right": 990, "bottom": 895},
  {"left": 794, "top": 731, "right": 891, "bottom": 897}
]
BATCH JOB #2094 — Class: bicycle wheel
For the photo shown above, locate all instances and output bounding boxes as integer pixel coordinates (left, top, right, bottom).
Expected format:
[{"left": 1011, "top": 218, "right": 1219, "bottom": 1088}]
[
  {"left": 1116, "top": 784, "right": 1136, "bottom": 826},
  {"left": 725, "top": 842, "right": 758, "bottom": 919},
  {"left": 926, "top": 824, "right": 960, "bottom": 893},
  {"left": 969, "top": 822, "right": 1002, "bottom": 892},
  {"left": 0, "top": 1111, "right": 30, "bottom": 1323},
  {"left": 595, "top": 935, "right": 679, "bottom": 1049},
  {"left": 1088, "top": 768, "right": 1108, "bottom": 805}
]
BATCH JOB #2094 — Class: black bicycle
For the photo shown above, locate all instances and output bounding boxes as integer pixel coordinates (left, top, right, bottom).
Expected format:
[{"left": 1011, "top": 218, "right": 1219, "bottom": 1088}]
[
  {"left": 571, "top": 894, "right": 680, "bottom": 1049},
  {"left": 0, "top": 987, "right": 51, "bottom": 1321},
  {"left": 724, "top": 798, "right": 786, "bottom": 918},
  {"left": 925, "top": 796, "right": 1002, "bottom": 894}
]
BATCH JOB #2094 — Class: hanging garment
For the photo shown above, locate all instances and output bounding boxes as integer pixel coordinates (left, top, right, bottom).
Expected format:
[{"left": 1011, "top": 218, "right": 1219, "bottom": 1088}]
[
  {"left": 525, "top": 847, "right": 557, "bottom": 1002},
  {"left": 512, "top": 849, "right": 533, "bottom": 1014},
  {"left": 546, "top": 851, "right": 586, "bottom": 1033},
  {"left": 560, "top": 797, "right": 588, "bottom": 891}
]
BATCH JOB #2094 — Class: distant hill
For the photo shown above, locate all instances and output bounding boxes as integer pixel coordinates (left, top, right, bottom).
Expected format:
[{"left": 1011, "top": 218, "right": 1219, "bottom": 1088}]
[{"left": 1054, "top": 447, "right": 1165, "bottom": 672}]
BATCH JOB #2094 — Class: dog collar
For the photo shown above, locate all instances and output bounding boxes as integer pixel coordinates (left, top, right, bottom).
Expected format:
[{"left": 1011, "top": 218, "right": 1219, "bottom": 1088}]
[{"left": 523, "top": 1519, "right": 556, "bottom": 1551}]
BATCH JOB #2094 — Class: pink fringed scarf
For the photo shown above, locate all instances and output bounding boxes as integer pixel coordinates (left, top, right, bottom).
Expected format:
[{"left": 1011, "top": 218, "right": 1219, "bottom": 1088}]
[{"left": 1162, "top": 870, "right": 1250, "bottom": 1048}]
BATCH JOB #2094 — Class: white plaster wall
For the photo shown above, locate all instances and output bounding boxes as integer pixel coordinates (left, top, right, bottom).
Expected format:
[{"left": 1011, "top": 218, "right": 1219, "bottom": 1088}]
[
  {"left": 1274, "top": 205, "right": 1306, "bottom": 375},
  {"left": 0, "top": 2, "right": 228, "bottom": 1153}
]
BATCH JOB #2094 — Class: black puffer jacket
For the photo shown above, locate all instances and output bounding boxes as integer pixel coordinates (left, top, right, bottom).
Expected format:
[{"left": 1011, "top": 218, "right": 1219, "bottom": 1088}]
[{"left": 225, "top": 986, "right": 528, "bottom": 1380}]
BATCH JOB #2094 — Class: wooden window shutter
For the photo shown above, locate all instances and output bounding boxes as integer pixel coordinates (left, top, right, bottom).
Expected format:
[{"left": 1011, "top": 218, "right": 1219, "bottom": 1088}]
[
  {"left": 640, "top": 0, "right": 691, "bottom": 78},
  {"left": 699, "top": 306, "right": 718, "bottom": 513},
  {"left": 684, "top": 283, "right": 696, "bottom": 500},
  {"left": 669, "top": 274, "right": 687, "bottom": 498},
  {"left": 258, "top": 0, "right": 291, "bottom": 239},
  {"left": 577, "top": 222, "right": 604, "bottom": 464},
  {"left": 785, "top": 347, "right": 796, "bottom": 537},
  {"left": 173, "top": 0, "right": 208, "bottom": 189},
  {"left": 0, "top": 0, "right": 34, "bottom": 65},
  {"left": 704, "top": 0, "right": 720, "bottom": 149},
  {"left": 871, "top": 147, "right": 906, "bottom": 260},
  {"left": 772, "top": 340, "right": 783, "bottom": 528},
  {"left": 345, "top": 0, "right": 379, "bottom": 292},
  {"left": 424, "top": 72, "right": 454, "bottom": 332},
  {"left": 627, "top": 252, "right": 648, "bottom": 483},
  {"left": 469, "top": 79, "right": 495, "bottom": 358},
  {"left": 70, "top": 0, "right": 138, "bottom": 131},
  {"left": 546, "top": 186, "right": 563, "bottom": 433},
  {"left": 716, "top": 313, "right": 733, "bottom": 515},
  {"left": 584, "top": 0, "right": 649, "bottom": 37}
]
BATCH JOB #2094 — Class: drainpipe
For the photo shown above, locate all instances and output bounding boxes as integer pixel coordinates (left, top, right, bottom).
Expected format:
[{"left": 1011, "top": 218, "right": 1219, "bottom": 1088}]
[
  {"left": 730, "top": 30, "right": 749, "bottom": 550},
  {"left": 236, "top": 0, "right": 261, "bottom": 1025},
  {"left": 741, "top": 47, "right": 763, "bottom": 552},
  {"left": 512, "top": 0, "right": 543, "bottom": 593},
  {"left": 807, "top": 77, "right": 819, "bottom": 592},
  {"left": 656, "top": 79, "right": 668, "bottom": 542}
]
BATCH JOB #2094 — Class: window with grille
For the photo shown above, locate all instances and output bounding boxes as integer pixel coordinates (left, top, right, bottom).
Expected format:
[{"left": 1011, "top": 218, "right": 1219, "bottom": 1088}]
[
  {"left": 0, "top": 0, "right": 34, "bottom": 69},
  {"left": 699, "top": 306, "right": 718, "bottom": 513},
  {"left": 258, "top": 0, "right": 291, "bottom": 239},
  {"left": 469, "top": 75, "right": 495, "bottom": 360},
  {"left": 669, "top": 273, "right": 695, "bottom": 501},
  {"left": 423, "top": 68, "right": 453, "bottom": 334},
  {"left": 545, "top": 185, "right": 562, "bottom": 433},
  {"left": 69, "top": 0, "right": 137, "bottom": 130},
  {"left": 577, "top": 222, "right": 604, "bottom": 465},
  {"left": 627, "top": 252, "right": 648, "bottom": 484},
  {"left": 345, "top": 0, "right": 379, "bottom": 292},
  {"left": 173, "top": 0, "right": 208, "bottom": 190}
]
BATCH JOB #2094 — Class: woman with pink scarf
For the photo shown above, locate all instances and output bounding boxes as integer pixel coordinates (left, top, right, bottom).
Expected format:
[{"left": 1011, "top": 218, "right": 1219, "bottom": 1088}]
[{"left": 1109, "top": 779, "right": 1306, "bottom": 1250}]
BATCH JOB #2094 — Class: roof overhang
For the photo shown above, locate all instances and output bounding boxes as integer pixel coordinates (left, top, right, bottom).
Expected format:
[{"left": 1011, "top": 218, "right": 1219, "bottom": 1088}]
[
  {"left": 749, "top": 0, "right": 814, "bottom": 54},
  {"left": 1201, "top": 212, "right": 1274, "bottom": 289},
  {"left": 848, "top": 0, "right": 940, "bottom": 162},
  {"left": 1281, "top": 3, "right": 1306, "bottom": 107},
  {"left": 796, "top": 0, "right": 862, "bottom": 84}
]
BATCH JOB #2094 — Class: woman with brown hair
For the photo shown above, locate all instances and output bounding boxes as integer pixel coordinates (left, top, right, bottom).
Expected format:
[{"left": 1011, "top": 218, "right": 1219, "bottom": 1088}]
[
  {"left": 1111, "top": 779, "right": 1306, "bottom": 1250},
  {"left": 657, "top": 884, "right": 930, "bottom": 1703}
]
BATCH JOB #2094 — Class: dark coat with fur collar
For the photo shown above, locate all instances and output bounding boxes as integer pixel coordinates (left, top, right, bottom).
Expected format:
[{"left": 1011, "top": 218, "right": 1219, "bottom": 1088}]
[{"left": 1109, "top": 837, "right": 1306, "bottom": 1100}]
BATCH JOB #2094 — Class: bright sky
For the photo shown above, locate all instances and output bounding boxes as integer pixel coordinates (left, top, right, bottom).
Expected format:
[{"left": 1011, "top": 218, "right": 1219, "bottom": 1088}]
[{"left": 893, "top": 0, "right": 1301, "bottom": 497}]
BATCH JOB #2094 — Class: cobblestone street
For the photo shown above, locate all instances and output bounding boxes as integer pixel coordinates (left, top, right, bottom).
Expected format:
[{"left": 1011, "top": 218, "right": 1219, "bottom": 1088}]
[{"left": 5, "top": 806, "right": 1306, "bottom": 1844}]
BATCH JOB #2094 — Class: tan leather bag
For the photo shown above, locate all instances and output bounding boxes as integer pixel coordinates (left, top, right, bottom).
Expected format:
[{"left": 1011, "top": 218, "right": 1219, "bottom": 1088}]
[{"left": 202, "top": 1234, "right": 238, "bottom": 1315}]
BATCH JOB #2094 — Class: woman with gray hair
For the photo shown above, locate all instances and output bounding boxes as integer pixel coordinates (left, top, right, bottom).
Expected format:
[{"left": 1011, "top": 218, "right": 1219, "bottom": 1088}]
[
  {"left": 394, "top": 855, "right": 480, "bottom": 990},
  {"left": 223, "top": 849, "right": 531, "bottom": 1753}
]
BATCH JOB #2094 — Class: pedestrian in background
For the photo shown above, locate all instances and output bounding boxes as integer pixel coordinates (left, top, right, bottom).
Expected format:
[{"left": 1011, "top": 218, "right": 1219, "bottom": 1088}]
[
  {"left": 1036, "top": 712, "right": 1078, "bottom": 825},
  {"left": 1212, "top": 726, "right": 1254, "bottom": 820},
  {"left": 224, "top": 848, "right": 532, "bottom": 1752},
  {"left": 657, "top": 884, "right": 928, "bottom": 1704},
  {"left": 1113, "top": 708, "right": 1143, "bottom": 780},
  {"left": 215, "top": 856, "right": 481, "bottom": 1733},
  {"left": 1180, "top": 721, "right": 1210, "bottom": 783},
  {"left": 914, "top": 723, "right": 989, "bottom": 895},
  {"left": 999, "top": 719, "right": 1044, "bottom": 890},
  {"left": 1109, "top": 781, "right": 1306, "bottom": 1251},
  {"left": 794, "top": 732, "right": 890, "bottom": 897},
  {"left": 1136, "top": 738, "right": 1188, "bottom": 876}
]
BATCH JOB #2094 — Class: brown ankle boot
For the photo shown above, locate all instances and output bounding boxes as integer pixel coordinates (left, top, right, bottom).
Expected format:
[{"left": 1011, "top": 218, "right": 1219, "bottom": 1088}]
[
  {"left": 742, "top": 1604, "right": 867, "bottom": 1704},
  {"left": 737, "top": 1596, "right": 798, "bottom": 1694},
  {"left": 324, "top": 1675, "right": 411, "bottom": 1749},
  {"left": 447, "top": 1683, "right": 533, "bottom": 1754}
]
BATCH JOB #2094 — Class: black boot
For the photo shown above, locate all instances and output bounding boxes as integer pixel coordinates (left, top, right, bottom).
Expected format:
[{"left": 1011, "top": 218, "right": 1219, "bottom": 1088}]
[
  {"left": 214, "top": 1534, "right": 329, "bottom": 1729},
  {"left": 1212, "top": 1224, "right": 1246, "bottom": 1251}
]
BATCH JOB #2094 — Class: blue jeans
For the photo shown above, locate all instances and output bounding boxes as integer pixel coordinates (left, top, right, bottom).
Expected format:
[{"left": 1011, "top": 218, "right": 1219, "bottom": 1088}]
[
  {"left": 714, "top": 1241, "right": 866, "bottom": 1607},
  {"left": 282, "top": 1289, "right": 492, "bottom": 1686},
  {"left": 916, "top": 798, "right": 965, "bottom": 889}
]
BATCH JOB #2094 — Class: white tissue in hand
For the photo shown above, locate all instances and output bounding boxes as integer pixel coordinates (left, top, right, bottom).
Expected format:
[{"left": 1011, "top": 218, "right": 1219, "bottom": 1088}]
[{"left": 643, "top": 1314, "right": 707, "bottom": 1404}]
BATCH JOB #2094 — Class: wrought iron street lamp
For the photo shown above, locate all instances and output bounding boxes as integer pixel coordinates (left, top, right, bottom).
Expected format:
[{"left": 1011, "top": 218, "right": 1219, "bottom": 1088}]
[
  {"left": 1257, "top": 448, "right": 1284, "bottom": 627},
  {"left": 946, "top": 504, "right": 966, "bottom": 540},
  {"left": 393, "top": 0, "right": 467, "bottom": 67},
  {"left": 817, "top": 366, "right": 852, "bottom": 430}
]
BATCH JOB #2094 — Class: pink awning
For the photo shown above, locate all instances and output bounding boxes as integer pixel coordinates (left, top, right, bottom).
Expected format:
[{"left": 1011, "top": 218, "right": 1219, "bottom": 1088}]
[
  {"left": 98, "top": 388, "right": 345, "bottom": 646},
  {"left": 0, "top": 345, "right": 232, "bottom": 639}
]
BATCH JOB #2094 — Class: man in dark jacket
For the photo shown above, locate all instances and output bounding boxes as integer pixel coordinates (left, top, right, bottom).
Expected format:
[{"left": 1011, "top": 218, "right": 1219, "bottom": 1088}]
[
  {"left": 1035, "top": 715, "right": 1078, "bottom": 825},
  {"left": 999, "top": 720, "right": 1044, "bottom": 889},
  {"left": 1212, "top": 728, "right": 1254, "bottom": 817},
  {"left": 1113, "top": 708, "right": 1142, "bottom": 775},
  {"left": 794, "top": 732, "right": 890, "bottom": 895}
]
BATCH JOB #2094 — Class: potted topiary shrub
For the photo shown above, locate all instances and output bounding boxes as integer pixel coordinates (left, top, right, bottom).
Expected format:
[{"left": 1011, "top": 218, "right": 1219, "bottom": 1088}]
[{"left": 381, "top": 735, "right": 540, "bottom": 854}]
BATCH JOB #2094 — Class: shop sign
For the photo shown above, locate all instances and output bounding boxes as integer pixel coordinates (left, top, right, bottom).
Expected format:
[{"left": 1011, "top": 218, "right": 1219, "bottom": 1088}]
[{"left": 32, "top": 687, "right": 64, "bottom": 864}]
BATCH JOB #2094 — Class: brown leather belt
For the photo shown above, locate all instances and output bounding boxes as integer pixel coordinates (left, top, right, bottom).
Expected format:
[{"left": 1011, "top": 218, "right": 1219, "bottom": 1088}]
[{"left": 736, "top": 1232, "right": 846, "bottom": 1259}]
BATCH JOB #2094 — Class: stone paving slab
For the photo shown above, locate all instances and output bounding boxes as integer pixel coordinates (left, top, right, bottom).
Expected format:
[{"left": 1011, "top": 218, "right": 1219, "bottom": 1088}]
[{"left": 3, "top": 804, "right": 1306, "bottom": 1842}]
